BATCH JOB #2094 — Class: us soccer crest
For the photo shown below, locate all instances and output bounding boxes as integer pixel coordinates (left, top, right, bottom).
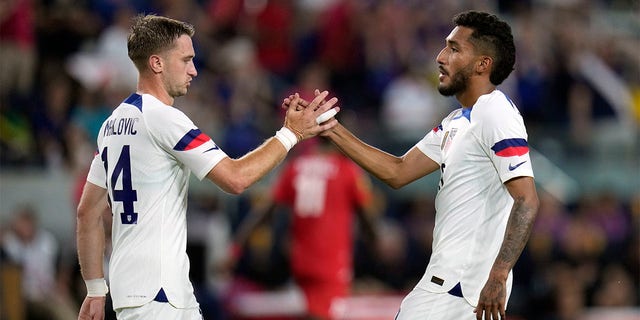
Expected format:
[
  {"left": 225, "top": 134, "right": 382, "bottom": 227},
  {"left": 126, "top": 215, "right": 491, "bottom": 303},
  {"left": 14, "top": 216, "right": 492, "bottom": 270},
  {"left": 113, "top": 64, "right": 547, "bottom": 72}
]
[{"left": 440, "top": 128, "right": 458, "bottom": 153}]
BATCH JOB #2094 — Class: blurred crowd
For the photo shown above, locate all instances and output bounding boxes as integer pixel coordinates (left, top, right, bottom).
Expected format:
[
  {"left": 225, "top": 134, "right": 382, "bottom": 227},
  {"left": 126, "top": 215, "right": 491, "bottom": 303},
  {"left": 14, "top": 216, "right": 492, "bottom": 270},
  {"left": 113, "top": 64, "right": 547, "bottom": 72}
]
[{"left": 0, "top": 0, "right": 638, "bottom": 319}]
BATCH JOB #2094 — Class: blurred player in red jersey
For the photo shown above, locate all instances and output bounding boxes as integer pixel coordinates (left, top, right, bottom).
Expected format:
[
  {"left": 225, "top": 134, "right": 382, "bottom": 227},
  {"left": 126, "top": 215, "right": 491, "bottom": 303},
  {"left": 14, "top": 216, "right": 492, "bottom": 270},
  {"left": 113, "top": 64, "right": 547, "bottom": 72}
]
[{"left": 232, "top": 137, "right": 380, "bottom": 320}]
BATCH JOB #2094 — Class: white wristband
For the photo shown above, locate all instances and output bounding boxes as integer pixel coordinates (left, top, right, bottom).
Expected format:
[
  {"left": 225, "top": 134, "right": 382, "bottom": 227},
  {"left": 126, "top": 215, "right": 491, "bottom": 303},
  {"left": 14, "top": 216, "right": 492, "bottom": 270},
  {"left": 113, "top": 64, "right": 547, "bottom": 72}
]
[
  {"left": 85, "top": 278, "right": 109, "bottom": 297},
  {"left": 274, "top": 127, "right": 298, "bottom": 152}
]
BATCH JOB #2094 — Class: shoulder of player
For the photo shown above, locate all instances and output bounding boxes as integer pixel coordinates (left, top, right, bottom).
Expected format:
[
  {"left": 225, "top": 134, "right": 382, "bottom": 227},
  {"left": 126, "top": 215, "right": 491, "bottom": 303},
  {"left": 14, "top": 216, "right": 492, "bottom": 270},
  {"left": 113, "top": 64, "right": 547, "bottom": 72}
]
[
  {"left": 442, "top": 107, "right": 464, "bottom": 123},
  {"left": 470, "top": 90, "right": 519, "bottom": 120},
  {"left": 139, "top": 94, "right": 190, "bottom": 121}
]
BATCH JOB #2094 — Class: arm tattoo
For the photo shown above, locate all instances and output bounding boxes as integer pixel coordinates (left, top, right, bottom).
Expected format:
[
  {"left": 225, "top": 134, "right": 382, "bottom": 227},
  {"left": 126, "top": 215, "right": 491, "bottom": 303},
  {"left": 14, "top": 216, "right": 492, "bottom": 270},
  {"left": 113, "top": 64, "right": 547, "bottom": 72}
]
[{"left": 496, "top": 196, "right": 537, "bottom": 269}]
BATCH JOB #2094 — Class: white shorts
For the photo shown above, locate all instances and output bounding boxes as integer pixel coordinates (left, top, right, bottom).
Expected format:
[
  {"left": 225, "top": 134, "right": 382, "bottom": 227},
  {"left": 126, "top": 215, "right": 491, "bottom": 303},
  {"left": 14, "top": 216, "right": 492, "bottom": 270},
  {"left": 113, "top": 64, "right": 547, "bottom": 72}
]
[
  {"left": 395, "top": 287, "right": 475, "bottom": 320},
  {"left": 116, "top": 301, "right": 202, "bottom": 320}
]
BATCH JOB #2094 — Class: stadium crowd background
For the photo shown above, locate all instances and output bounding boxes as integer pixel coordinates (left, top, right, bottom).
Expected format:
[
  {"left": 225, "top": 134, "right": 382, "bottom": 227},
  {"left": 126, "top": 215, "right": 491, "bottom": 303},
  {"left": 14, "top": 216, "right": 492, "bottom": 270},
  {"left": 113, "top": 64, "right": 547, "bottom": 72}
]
[{"left": 0, "top": 0, "right": 638, "bottom": 319}]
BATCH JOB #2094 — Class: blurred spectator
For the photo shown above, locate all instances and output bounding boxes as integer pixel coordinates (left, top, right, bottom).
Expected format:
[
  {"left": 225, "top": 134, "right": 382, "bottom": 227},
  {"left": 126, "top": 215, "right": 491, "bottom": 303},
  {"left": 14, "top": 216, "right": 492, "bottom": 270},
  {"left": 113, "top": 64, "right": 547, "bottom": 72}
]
[
  {"left": 354, "top": 217, "right": 410, "bottom": 293},
  {"left": 510, "top": 8, "right": 552, "bottom": 125},
  {"left": 528, "top": 191, "right": 571, "bottom": 263},
  {"left": 231, "top": 138, "right": 380, "bottom": 319},
  {"left": 380, "top": 65, "right": 449, "bottom": 153},
  {"left": 359, "top": 1, "right": 432, "bottom": 105},
  {"left": 217, "top": 37, "right": 277, "bottom": 158},
  {"left": 206, "top": 0, "right": 244, "bottom": 41},
  {"left": 1, "top": 205, "right": 78, "bottom": 320},
  {"left": 316, "top": 0, "right": 368, "bottom": 110},
  {"left": 0, "top": 0, "right": 35, "bottom": 100},
  {"left": 29, "top": 71, "right": 76, "bottom": 168},
  {"left": 245, "top": 0, "right": 297, "bottom": 80},
  {"left": 559, "top": 195, "right": 608, "bottom": 264},
  {"left": 397, "top": 196, "right": 437, "bottom": 290},
  {"left": 65, "top": 87, "right": 112, "bottom": 175},
  {"left": 0, "top": 102, "right": 36, "bottom": 166},
  {"left": 587, "top": 192, "right": 632, "bottom": 259},
  {"left": 187, "top": 194, "right": 233, "bottom": 320},
  {"left": 285, "top": 62, "right": 331, "bottom": 100},
  {"left": 0, "top": 1, "right": 638, "bottom": 319},
  {"left": 66, "top": 5, "right": 137, "bottom": 93},
  {"left": 548, "top": 262, "right": 588, "bottom": 320},
  {"left": 591, "top": 263, "right": 637, "bottom": 307},
  {"left": 0, "top": 0, "right": 37, "bottom": 166},
  {"left": 626, "top": 192, "right": 640, "bottom": 286}
]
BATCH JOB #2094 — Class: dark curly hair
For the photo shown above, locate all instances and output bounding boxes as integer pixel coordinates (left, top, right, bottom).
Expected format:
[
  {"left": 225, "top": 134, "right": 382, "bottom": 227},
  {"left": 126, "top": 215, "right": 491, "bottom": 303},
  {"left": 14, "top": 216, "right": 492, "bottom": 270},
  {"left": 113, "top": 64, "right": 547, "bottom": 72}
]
[
  {"left": 453, "top": 10, "right": 515, "bottom": 85},
  {"left": 127, "top": 14, "right": 195, "bottom": 71}
]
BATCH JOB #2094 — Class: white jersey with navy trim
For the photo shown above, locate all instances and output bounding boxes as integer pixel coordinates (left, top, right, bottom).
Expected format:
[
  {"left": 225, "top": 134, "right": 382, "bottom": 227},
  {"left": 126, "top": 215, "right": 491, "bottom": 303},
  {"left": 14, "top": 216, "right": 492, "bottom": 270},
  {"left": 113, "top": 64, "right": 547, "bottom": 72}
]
[
  {"left": 86, "top": 93, "right": 227, "bottom": 310},
  {"left": 414, "top": 90, "right": 534, "bottom": 307}
]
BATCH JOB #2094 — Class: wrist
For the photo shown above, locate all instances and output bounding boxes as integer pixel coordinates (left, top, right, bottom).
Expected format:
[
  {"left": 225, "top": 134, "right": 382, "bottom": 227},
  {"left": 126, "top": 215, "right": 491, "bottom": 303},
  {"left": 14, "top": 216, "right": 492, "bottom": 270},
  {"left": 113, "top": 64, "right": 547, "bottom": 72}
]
[
  {"left": 275, "top": 127, "right": 298, "bottom": 151},
  {"left": 85, "top": 278, "right": 109, "bottom": 297},
  {"left": 286, "top": 125, "right": 304, "bottom": 142},
  {"left": 489, "top": 266, "right": 510, "bottom": 281}
]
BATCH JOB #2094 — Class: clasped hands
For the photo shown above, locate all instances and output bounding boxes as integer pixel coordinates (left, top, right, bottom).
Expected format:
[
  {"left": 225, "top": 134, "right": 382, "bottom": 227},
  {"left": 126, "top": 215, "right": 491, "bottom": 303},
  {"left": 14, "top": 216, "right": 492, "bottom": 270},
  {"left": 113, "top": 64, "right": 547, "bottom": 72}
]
[{"left": 281, "top": 89, "right": 340, "bottom": 142}]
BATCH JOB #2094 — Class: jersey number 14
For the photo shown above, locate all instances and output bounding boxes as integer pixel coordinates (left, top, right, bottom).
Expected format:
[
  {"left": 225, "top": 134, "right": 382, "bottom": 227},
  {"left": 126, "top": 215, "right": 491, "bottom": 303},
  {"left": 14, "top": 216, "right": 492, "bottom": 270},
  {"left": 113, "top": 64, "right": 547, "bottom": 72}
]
[{"left": 101, "top": 145, "right": 139, "bottom": 224}]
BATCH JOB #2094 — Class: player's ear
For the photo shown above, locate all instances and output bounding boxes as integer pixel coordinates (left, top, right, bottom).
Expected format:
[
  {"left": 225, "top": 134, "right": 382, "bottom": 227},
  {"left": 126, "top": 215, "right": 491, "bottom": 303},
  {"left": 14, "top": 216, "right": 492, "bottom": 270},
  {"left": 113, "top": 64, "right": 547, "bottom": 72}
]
[
  {"left": 149, "top": 55, "right": 163, "bottom": 73},
  {"left": 477, "top": 56, "right": 492, "bottom": 74}
]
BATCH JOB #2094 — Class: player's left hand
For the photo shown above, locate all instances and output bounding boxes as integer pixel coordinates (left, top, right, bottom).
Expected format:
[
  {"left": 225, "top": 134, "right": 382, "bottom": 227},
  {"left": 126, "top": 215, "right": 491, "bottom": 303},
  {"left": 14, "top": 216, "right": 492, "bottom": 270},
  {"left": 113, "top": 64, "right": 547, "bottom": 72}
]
[
  {"left": 474, "top": 276, "right": 506, "bottom": 320},
  {"left": 281, "top": 89, "right": 328, "bottom": 111}
]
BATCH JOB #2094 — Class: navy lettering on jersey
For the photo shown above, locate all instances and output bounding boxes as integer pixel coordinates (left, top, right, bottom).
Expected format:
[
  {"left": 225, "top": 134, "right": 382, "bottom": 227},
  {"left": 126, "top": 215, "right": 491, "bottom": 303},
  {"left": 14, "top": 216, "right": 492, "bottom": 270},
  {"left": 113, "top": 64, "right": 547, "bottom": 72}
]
[
  {"left": 103, "top": 118, "right": 139, "bottom": 137},
  {"left": 438, "top": 163, "right": 446, "bottom": 190},
  {"left": 101, "top": 145, "right": 139, "bottom": 225}
]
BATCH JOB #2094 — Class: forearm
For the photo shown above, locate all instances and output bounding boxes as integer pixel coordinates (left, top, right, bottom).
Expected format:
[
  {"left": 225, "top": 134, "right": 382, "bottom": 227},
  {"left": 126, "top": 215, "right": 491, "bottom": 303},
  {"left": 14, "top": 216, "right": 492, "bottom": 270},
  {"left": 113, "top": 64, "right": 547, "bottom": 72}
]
[
  {"left": 235, "top": 136, "right": 289, "bottom": 180},
  {"left": 490, "top": 194, "right": 538, "bottom": 279},
  {"left": 76, "top": 182, "right": 108, "bottom": 281},
  {"left": 325, "top": 123, "right": 405, "bottom": 187},
  {"left": 77, "top": 210, "right": 106, "bottom": 280},
  {"left": 209, "top": 137, "right": 288, "bottom": 194}
]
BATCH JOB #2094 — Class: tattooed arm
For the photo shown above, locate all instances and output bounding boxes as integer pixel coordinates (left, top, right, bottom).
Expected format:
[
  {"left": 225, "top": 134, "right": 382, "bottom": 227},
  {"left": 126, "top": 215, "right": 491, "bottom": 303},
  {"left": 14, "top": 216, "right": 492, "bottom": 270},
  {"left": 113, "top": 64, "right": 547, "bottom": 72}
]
[{"left": 475, "top": 176, "right": 539, "bottom": 320}]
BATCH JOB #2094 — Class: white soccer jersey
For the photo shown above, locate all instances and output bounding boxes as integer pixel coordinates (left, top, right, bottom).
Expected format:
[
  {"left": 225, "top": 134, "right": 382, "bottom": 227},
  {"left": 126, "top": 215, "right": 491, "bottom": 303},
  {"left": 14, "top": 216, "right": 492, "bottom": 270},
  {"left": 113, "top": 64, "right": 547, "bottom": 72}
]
[
  {"left": 414, "top": 90, "right": 534, "bottom": 307},
  {"left": 86, "top": 93, "right": 227, "bottom": 310}
]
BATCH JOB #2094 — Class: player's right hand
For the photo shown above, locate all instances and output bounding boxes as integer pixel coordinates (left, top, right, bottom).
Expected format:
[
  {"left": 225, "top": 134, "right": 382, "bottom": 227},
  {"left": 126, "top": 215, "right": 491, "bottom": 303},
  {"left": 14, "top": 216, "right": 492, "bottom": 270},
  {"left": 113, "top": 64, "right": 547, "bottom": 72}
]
[
  {"left": 78, "top": 296, "right": 106, "bottom": 320},
  {"left": 283, "top": 91, "right": 339, "bottom": 141}
]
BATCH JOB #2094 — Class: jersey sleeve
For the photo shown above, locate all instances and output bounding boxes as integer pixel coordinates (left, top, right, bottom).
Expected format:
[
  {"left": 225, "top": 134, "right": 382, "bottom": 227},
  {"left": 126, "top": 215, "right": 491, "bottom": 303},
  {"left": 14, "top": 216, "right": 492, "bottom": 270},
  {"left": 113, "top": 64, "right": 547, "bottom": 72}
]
[
  {"left": 146, "top": 106, "right": 228, "bottom": 180},
  {"left": 473, "top": 94, "right": 534, "bottom": 183},
  {"left": 86, "top": 149, "right": 107, "bottom": 188},
  {"left": 415, "top": 123, "right": 445, "bottom": 165},
  {"left": 87, "top": 119, "right": 107, "bottom": 188}
]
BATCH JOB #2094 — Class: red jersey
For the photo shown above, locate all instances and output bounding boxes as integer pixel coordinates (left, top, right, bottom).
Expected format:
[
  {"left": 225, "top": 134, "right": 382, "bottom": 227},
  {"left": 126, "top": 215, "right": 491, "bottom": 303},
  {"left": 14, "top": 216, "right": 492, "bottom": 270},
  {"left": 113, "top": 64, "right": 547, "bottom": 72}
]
[{"left": 272, "top": 151, "right": 373, "bottom": 282}]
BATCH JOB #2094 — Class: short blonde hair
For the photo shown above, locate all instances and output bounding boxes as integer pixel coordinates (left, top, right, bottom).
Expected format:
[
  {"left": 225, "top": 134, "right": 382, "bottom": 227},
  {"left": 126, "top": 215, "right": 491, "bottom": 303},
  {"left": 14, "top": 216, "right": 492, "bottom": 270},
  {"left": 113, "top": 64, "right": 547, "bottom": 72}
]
[{"left": 127, "top": 14, "right": 195, "bottom": 71}]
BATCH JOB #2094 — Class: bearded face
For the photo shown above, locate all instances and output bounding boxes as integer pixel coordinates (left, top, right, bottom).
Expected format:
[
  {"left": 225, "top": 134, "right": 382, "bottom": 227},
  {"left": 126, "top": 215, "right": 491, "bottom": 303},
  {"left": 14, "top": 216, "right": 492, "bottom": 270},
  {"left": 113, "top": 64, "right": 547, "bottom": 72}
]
[{"left": 438, "top": 61, "right": 475, "bottom": 97}]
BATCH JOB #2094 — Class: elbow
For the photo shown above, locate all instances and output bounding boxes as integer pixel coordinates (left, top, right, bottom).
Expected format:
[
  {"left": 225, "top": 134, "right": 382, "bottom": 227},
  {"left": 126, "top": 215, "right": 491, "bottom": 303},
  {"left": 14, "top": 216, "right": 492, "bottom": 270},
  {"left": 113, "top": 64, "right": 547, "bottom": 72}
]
[
  {"left": 76, "top": 204, "right": 91, "bottom": 222},
  {"left": 224, "top": 185, "right": 247, "bottom": 195},
  {"left": 382, "top": 175, "right": 409, "bottom": 190},
  {"left": 386, "top": 180, "right": 405, "bottom": 190},
  {"left": 377, "top": 158, "right": 416, "bottom": 190},
  {"left": 218, "top": 179, "right": 252, "bottom": 195},
  {"left": 206, "top": 158, "right": 257, "bottom": 195},
  {"left": 527, "top": 189, "right": 540, "bottom": 216},
  {"left": 530, "top": 196, "right": 540, "bottom": 217}
]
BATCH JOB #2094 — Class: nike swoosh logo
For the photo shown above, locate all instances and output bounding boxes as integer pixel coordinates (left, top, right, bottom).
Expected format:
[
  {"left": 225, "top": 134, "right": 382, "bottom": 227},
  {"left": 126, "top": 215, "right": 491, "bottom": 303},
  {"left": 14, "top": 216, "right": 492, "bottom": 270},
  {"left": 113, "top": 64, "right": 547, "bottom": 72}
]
[
  {"left": 203, "top": 146, "right": 220, "bottom": 153},
  {"left": 508, "top": 161, "right": 527, "bottom": 171}
]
